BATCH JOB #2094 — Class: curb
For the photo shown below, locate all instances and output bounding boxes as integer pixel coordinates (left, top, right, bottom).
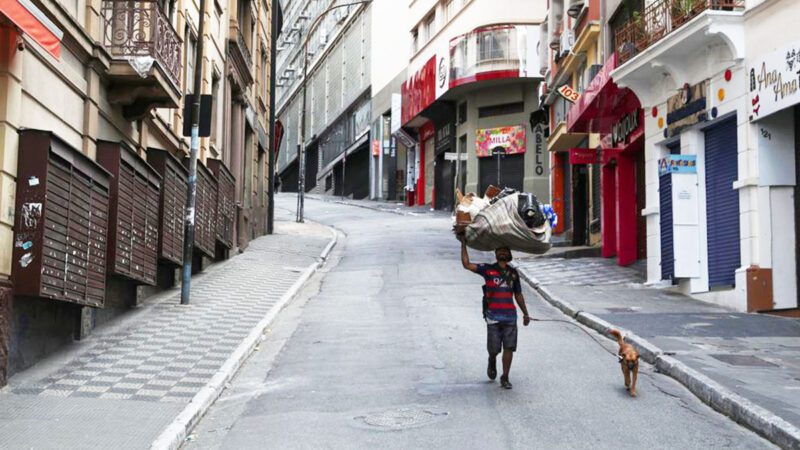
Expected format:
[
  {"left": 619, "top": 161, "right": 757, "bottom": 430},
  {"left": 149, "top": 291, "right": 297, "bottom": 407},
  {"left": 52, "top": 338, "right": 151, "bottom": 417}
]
[
  {"left": 150, "top": 226, "right": 339, "bottom": 450},
  {"left": 516, "top": 268, "right": 800, "bottom": 450}
]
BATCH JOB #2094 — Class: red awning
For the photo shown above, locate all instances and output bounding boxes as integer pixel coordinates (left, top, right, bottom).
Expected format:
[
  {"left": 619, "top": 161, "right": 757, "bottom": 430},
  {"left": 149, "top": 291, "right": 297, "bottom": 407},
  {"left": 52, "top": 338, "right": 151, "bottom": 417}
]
[
  {"left": 1, "top": 0, "right": 63, "bottom": 59},
  {"left": 567, "top": 53, "right": 639, "bottom": 134}
]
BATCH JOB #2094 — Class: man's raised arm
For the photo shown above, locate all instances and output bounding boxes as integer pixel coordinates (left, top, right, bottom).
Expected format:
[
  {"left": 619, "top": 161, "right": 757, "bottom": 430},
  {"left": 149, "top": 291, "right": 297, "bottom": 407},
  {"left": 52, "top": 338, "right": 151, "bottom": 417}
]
[{"left": 461, "top": 240, "right": 478, "bottom": 272}]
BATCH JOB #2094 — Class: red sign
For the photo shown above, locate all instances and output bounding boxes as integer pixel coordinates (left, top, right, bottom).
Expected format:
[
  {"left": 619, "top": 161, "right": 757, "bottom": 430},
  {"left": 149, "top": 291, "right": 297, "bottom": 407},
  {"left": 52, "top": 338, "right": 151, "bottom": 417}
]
[
  {"left": 371, "top": 140, "right": 380, "bottom": 156},
  {"left": 557, "top": 85, "right": 580, "bottom": 103},
  {"left": 569, "top": 148, "right": 597, "bottom": 165},
  {"left": 401, "top": 56, "right": 437, "bottom": 126}
]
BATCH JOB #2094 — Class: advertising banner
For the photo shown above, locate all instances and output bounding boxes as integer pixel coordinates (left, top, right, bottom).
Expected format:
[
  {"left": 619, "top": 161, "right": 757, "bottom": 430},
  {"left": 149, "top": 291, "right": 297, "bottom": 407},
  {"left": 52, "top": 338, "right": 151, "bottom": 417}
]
[
  {"left": 659, "top": 155, "right": 697, "bottom": 176},
  {"left": 749, "top": 42, "right": 800, "bottom": 120},
  {"left": 475, "top": 125, "right": 526, "bottom": 158}
]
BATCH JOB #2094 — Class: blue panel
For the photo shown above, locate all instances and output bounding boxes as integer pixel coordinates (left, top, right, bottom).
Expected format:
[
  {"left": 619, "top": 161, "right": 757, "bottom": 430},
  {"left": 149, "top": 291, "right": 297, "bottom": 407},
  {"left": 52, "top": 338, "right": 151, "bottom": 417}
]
[
  {"left": 704, "top": 118, "right": 740, "bottom": 287},
  {"left": 660, "top": 173, "right": 674, "bottom": 280}
]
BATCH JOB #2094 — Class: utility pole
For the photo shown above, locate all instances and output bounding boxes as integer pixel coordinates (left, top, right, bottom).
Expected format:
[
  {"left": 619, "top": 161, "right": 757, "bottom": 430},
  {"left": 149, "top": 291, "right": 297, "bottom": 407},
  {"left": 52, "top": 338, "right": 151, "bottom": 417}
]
[
  {"left": 295, "top": 0, "right": 373, "bottom": 223},
  {"left": 181, "top": 0, "right": 207, "bottom": 305},
  {"left": 268, "top": 1, "right": 283, "bottom": 234}
]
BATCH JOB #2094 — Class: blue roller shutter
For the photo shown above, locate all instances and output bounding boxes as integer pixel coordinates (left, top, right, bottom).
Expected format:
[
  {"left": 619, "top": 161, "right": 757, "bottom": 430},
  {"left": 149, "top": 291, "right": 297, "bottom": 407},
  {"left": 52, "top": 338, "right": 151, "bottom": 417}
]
[
  {"left": 660, "top": 172, "right": 674, "bottom": 280},
  {"left": 704, "top": 118, "right": 740, "bottom": 287}
]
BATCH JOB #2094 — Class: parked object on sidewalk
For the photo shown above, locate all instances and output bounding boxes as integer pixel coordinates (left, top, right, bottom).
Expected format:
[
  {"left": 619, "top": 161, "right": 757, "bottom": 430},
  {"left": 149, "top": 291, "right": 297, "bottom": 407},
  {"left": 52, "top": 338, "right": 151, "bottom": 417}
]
[
  {"left": 610, "top": 329, "right": 640, "bottom": 397},
  {"left": 454, "top": 188, "right": 552, "bottom": 254}
]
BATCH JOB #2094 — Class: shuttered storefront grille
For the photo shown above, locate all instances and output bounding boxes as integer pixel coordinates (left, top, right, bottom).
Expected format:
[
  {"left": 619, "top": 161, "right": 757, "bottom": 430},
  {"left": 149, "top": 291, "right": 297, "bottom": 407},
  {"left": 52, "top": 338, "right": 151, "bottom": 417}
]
[
  {"left": 659, "top": 172, "right": 674, "bottom": 280},
  {"left": 13, "top": 130, "right": 111, "bottom": 307},
  {"left": 147, "top": 149, "right": 188, "bottom": 266},
  {"left": 208, "top": 159, "right": 236, "bottom": 250},
  {"left": 185, "top": 159, "right": 218, "bottom": 259},
  {"left": 97, "top": 142, "right": 161, "bottom": 285},
  {"left": 478, "top": 153, "right": 525, "bottom": 194},
  {"left": 704, "top": 118, "right": 740, "bottom": 287}
]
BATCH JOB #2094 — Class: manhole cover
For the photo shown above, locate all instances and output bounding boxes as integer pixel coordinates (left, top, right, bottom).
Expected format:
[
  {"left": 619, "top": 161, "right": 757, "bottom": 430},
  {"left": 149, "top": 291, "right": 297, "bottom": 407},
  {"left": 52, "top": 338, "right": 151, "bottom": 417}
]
[
  {"left": 711, "top": 354, "right": 777, "bottom": 367},
  {"left": 356, "top": 407, "right": 448, "bottom": 430}
]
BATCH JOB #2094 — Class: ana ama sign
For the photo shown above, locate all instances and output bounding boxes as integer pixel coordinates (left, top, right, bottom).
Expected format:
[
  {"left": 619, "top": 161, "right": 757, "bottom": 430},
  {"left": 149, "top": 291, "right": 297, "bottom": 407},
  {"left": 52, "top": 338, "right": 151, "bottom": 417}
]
[{"left": 749, "top": 42, "right": 800, "bottom": 120}]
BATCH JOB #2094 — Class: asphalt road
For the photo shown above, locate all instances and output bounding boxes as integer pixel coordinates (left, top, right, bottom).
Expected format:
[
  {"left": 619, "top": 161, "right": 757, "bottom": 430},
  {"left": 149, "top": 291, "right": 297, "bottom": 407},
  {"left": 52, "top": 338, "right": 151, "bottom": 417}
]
[{"left": 186, "top": 195, "right": 773, "bottom": 450}]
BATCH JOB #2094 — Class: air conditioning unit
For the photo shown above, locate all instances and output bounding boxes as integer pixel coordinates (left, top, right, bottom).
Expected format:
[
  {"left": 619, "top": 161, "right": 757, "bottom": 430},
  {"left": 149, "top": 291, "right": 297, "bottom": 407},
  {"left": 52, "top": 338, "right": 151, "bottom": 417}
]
[
  {"left": 560, "top": 29, "right": 575, "bottom": 56},
  {"left": 567, "top": 1, "right": 585, "bottom": 19}
]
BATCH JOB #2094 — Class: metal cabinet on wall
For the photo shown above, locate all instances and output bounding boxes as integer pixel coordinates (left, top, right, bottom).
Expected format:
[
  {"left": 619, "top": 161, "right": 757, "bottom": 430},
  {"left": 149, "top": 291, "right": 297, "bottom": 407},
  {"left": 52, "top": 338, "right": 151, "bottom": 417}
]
[
  {"left": 97, "top": 141, "right": 161, "bottom": 285},
  {"left": 146, "top": 148, "right": 187, "bottom": 266},
  {"left": 183, "top": 158, "right": 218, "bottom": 259},
  {"left": 207, "top": 159, "right": 235, "bottom": 250},
  {"left": 13, "top": 130, "right": 111, "bottom": 308}
]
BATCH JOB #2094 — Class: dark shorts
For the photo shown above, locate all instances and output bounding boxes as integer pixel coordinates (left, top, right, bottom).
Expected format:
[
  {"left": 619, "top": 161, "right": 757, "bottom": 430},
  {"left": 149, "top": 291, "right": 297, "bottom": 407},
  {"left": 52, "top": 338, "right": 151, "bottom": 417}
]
[{"left": 487, "top": 322, "right": 517, "bottom": 354}]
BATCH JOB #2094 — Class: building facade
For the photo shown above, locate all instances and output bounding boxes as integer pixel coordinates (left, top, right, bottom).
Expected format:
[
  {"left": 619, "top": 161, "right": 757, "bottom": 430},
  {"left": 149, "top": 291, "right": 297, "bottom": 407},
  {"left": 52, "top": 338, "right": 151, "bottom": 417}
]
[
  {"left": 274, "top": 0, "right": 372, "bottom": 199},
  {"left": 0, "top": 0, "right": 274, "bottom": 386},
  {"left": 399, "top": 0, "right": 549, "bottom": 211}
]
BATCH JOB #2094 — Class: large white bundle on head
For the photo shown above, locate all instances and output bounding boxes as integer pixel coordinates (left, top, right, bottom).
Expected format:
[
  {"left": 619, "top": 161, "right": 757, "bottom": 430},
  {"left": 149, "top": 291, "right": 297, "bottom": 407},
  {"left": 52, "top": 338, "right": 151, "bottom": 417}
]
[{"left": 463, "top": 193, "right": 551, "bottom": 254}]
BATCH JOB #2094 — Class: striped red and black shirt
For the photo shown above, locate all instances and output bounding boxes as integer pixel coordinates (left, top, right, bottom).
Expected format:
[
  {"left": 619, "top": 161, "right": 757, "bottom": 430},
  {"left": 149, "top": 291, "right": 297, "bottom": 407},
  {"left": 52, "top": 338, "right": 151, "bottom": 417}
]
[{"left": 476, "top": 263, "right": 520, "bottom": 323}]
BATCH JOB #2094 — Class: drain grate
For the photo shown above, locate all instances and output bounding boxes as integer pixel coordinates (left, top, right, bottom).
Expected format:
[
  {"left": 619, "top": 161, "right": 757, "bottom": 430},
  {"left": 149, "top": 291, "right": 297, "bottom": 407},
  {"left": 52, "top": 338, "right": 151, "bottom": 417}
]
[
  {"left": 357, "top": 407, "right": 449, "bottom": 430},
  {"left": 711, "top": 354, "right": 777, "bottom": 367}
]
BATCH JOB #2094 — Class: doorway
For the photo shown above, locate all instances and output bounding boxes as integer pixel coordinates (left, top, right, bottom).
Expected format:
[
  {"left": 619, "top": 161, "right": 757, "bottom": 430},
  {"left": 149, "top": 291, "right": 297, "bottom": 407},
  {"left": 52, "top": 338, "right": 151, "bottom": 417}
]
[{"left": 572, "top": 164, "right": 589, "bottom": 246}]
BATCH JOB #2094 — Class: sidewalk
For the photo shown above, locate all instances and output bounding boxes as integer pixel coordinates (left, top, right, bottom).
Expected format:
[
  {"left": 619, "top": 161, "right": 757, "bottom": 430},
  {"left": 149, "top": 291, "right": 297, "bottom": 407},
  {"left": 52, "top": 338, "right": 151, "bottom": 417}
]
[
  {"left": 0, "top": 210, "right": 335, "bottom": 449},
  {"left": 515, "top": 256, "right": 800, "bottom": 449}
]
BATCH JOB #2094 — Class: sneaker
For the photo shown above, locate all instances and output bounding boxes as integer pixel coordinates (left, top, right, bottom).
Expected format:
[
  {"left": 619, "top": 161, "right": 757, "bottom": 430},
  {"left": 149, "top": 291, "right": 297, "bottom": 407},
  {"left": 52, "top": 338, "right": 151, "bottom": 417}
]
[
  {"left": 500, "top": 375, "right": 512, "bottom": 389},
  {"left": 487, "top": 356, "right": 497, "bottom": 380}
]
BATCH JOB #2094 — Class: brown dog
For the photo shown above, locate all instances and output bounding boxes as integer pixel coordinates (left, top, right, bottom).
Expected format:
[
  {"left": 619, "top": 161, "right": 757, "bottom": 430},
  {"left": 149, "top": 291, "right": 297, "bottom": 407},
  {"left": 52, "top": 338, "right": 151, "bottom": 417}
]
[{"left": 610, "top": 329, "right": 639, "bottom": 397}]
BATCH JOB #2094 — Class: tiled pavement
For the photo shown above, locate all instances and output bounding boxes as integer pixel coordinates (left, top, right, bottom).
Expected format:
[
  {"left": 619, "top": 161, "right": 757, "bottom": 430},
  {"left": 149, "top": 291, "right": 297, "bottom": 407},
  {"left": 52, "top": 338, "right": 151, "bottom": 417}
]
[
  {"left": 0, "top": 208, "right": 332, "bottom": 448},
  {"left": 515, "top": 255, "right": 800, "bottom": 437}
]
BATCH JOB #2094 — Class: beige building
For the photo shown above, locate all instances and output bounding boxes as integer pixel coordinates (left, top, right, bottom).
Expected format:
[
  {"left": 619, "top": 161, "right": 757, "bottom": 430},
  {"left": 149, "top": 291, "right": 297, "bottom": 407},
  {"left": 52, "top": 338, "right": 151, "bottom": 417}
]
[{"left": 0, "top": 0, "right": 274, "bottom": 385}]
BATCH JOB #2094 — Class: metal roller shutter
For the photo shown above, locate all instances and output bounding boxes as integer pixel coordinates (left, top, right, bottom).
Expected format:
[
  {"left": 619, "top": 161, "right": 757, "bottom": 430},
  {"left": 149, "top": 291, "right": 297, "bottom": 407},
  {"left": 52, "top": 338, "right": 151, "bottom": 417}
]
[
  {"left": 478, "top": 153, "right": 525, "bottom": 194},
  {"left": 660, "top": 173, "right": 674, "bottom": 280},
  {"left": 704, "top": 118, "right": 740, "bottom": 287}
]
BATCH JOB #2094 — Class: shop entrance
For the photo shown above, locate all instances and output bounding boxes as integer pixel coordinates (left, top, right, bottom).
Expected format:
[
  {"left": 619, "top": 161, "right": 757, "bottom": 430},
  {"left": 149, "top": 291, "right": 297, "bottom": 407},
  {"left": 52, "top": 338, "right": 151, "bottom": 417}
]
[
  {"left": 478, "top": 151, "right": 524, "bottom": 194},
  {"left": 434, "top": 153, "right": 455, "bottom": 211},
  {"left": 572, "top": 164, "right": 589, "bottom": 246}
]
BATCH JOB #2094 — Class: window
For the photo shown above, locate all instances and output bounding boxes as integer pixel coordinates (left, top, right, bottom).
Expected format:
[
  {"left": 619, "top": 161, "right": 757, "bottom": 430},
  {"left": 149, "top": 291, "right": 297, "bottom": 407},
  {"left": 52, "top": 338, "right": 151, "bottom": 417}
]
[
  {"left": 478, "top": 28, "right": 509, "bottom": 62},
  {"left": 457, "top": 101, "right": 467, "bottom": 124},
  {"left": 411, "top": 30, "right": 418, "bottom": 54},
  {"left": 185, "top": 28, "right": 197, "bottom": 94},
  {"left": 478, "top": 102, "right": 524, "bottom": 118},
  {"left": 444, "top": 0, "right": 455, "bottom": 22},
  {"left": 260, "top": 46, "right": 268, "bottom": 92},
  {"left": 211, "top": 74, "right": 220, "bottom": 144},
  {"left": 423, "top": 13, "right": 436, "bottom": 43}
]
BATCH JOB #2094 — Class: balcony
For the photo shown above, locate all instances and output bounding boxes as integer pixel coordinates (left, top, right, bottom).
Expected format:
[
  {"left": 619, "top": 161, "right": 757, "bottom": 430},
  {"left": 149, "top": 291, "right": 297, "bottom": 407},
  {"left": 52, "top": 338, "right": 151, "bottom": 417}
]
[
  {"left": 449, "top": 25, "right": 540, "bottom": 89},
  {"left": 101, "top": 0, "right": 182, "bottom": 120},
  {"left": 615, "top": 0, "right": 744, "bottom": 65},
  {"left": 610, "top": 0, "right": 745, "bottom": 107},
  {"left": 228, "top": 27, "right": 254, "bottom": 88}
]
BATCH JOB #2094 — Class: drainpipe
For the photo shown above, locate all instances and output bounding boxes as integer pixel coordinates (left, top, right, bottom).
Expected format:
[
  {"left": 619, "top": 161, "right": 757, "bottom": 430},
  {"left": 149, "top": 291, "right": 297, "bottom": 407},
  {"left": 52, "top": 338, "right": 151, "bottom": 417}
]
[{"left": 267, "top": 1, "right": 283, "bottom": 234}]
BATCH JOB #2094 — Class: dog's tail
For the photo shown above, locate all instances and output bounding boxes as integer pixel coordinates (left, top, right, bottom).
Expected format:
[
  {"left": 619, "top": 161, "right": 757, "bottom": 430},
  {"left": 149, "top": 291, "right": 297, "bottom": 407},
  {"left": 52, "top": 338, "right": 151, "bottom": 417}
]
[{"left": 609, "top": 329, "right": 625, "bottom": 346}]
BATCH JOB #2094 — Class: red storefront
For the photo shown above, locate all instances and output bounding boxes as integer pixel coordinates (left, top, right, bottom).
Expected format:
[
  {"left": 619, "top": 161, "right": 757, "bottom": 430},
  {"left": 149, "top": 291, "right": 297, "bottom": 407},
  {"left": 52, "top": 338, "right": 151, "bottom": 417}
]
[{"left": 567, "top": 54, "right": 645, "bottom": 266}]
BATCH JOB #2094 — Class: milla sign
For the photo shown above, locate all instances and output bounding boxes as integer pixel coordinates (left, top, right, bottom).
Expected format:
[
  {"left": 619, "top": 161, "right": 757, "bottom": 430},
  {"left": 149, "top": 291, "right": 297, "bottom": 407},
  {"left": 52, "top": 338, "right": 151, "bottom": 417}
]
[
  {"left": 749, "top": 42, "right": 800, "bottom": 120},
  {"left": 475, "top": 125, "right": 526, "bottom": 158},
  {"left": 611, "top": 110, "right": 640, "bottom": 147}
]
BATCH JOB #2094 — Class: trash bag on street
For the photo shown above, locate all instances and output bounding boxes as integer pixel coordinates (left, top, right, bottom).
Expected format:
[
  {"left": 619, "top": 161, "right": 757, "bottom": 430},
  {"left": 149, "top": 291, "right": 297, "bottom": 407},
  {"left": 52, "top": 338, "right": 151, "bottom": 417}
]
[{"left": 453, "top": 186, "right": 554, "bottom": 254}]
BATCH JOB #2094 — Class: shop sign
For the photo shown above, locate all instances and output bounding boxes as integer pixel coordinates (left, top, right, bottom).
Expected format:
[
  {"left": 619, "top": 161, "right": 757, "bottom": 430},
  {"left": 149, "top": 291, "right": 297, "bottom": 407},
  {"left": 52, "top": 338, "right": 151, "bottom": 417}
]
[
  {"left": 611, "top": 109, "right": 641, "bottom": 147},
  {"left": 569, "top": 54, "right": 616, "bottom": 127},
  {"left": 659, "top": 155, "right": 697, "bottom": 176},
  {"left": 475, "top": 125, "right": 526, "bottom": 158},
  {"left": 444, "top": 152, "right": 467, "bottom": 161},
  {"left": 749, "top": 42, "right": 800, "bottom": 120},
  {"left": 557, "top": 85, "right": 580, "bottom": 103},
  {"left": 667, "top": 82, "right": 707, "bottom": 136},
  {"left": 401, "top": 56, "right": 437, "bottom": 125},
  {"left": 371, "top": 139, "right": 380, "bottom": 157},
  {"left": 435, "top": 123, "right": 454, "bottom": 153},
  {"left": 569, "top": 148, "right": 597, "bottom": 165},
  {"left": 533, "top": 122, "right": 546, "bottom": 176}
]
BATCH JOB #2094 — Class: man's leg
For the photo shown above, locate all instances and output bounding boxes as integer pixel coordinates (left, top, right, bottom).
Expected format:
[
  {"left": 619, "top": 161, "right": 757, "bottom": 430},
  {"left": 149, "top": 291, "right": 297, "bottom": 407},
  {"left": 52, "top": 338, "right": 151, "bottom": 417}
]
[
  {"left": 499, "top": 323, "right": 517, "bottom": 389},
  {"left": 487, "top": 325, "right": 501, "bottom": 380}
]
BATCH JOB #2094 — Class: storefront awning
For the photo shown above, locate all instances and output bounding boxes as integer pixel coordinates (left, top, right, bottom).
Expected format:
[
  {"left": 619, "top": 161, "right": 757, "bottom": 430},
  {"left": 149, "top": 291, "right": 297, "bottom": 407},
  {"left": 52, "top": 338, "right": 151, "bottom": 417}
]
[
  {"left": 567, "top": 53, "right": 639, "bottom": 134},
  {"left": 1, "top": 0, "right": 63, "bottom": 59}
]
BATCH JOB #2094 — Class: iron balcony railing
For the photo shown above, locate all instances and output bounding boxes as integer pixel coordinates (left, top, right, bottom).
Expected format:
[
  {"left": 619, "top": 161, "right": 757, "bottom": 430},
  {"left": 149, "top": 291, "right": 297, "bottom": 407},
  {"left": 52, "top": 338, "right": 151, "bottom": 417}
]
[
  {"left": 101, "top": 0, "right": 182, "bottom": 87},
  {"left": 236, "top": 29, "right": 253, "bottom": 68},
  {"left": 615, "top": 0, "right": 744, "bottom": 65}
]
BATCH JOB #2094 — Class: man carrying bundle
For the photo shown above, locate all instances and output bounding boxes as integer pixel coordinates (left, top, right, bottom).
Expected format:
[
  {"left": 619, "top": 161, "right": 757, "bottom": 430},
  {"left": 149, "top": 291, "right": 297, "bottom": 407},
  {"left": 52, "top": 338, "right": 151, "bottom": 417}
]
[{"left": 460, "top": 239, "right": 531, "bottom": 389}]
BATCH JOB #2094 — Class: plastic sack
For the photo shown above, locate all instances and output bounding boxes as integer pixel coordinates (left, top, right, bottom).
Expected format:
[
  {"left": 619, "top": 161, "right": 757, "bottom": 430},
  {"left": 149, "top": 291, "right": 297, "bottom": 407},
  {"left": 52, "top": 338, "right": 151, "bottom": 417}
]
[{"left": 462, "top": 192, "right": 552, "bottom": 254}]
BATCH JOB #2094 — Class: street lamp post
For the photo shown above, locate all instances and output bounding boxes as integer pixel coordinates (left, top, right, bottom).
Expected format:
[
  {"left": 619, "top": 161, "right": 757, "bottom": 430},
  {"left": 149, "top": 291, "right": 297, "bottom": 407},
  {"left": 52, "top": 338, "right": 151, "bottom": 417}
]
[{"left": 296, "top": 0, "right": 373, "bottom": 223}]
